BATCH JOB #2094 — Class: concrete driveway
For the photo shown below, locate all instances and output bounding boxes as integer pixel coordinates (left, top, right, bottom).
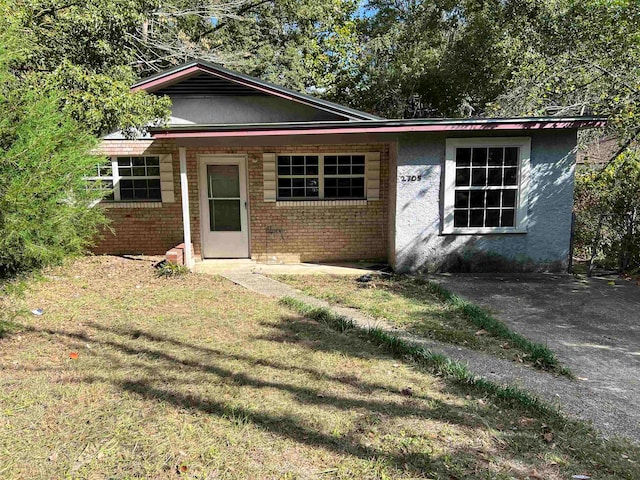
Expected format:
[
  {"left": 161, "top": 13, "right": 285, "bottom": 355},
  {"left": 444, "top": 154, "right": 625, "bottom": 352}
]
[{"left": 436, "top": 273, "right": 640, "bottom": 442}]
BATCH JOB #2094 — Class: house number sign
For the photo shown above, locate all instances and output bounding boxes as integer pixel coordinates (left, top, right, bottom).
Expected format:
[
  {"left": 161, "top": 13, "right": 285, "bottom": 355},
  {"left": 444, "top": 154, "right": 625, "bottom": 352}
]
[{"left": 400, "top": 175, "right": 422, "bottom": 182}]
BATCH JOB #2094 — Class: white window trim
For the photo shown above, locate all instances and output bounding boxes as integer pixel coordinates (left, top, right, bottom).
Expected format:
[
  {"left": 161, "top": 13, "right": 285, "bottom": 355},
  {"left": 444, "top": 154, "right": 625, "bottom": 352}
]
[
  {"left": 109, "top": 156, "right": 162, "bottom": 202},
  {"left": 275, "top": 152, "right": 371, "bottom": 201},
  {"left": 443, "top": 137, "right": 531, "bottom": 235},
  {"left": 86, "top": 163, "right": 115, "bottom": 201}
]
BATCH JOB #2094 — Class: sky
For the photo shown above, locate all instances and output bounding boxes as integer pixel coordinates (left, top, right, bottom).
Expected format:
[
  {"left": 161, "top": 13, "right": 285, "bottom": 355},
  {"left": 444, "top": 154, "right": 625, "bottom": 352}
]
[{"left": 356, "top": 2, "right": 376, "bottom": 18}]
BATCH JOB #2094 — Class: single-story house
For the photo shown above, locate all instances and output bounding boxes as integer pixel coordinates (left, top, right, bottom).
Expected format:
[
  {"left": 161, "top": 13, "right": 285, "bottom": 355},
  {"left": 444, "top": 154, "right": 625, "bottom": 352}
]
[{"left": 93, "top": 59, "right": 604, "bottom": 272}]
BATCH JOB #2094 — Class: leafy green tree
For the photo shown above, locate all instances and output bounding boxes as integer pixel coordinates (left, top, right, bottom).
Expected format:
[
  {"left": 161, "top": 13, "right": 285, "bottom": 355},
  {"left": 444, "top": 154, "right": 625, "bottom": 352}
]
[
  {"left": 493, "top": 0, "right": 640, "bottom": 138},
  {"left": 214, "top": 0, "right": 360, "bottom": 93},
  {"left": 136, "top": 0, "right": 361, "bottom": 94},
  {"left": 5, "top": 0, "right": 170, "bottom": 135},
  {"left": 6, "top": 0, "right": 364, "bottom": 133},
  {"left": 0, "top": 35, "right": 109, "bottom": 276},
  {"left": 574, "top": 155, "right": 640, "bottom": 270},
  {"left": 329, "top": 0, "right": 525, "bottom": 118}
]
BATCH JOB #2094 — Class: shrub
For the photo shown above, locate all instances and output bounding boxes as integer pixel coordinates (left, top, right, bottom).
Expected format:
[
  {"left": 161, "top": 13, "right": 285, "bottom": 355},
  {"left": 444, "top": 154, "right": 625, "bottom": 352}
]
[
  {"left": 0, "top": 45, "right": 108, "bottom": 277},
  {"left": 155, "top": 261, "right": 191, "bottom": 278},
  {"left": 574, "top": 153, "right": 640, "bottom": 272}
]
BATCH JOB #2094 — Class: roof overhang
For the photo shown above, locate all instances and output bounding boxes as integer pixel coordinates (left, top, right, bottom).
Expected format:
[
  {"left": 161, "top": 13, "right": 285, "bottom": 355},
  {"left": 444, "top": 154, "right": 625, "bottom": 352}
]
[
  {"left": 149, "top": 117, "right": 606, "bottom": 139},
  {"left": 132, "top": 60, "right": 382, "bottom": 121}
]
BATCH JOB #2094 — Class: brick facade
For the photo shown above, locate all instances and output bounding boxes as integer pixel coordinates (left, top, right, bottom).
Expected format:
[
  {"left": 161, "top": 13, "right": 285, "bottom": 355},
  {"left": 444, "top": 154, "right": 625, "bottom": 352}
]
[{"left": 93, "top": 140, "right": 391, "bottom": 263}]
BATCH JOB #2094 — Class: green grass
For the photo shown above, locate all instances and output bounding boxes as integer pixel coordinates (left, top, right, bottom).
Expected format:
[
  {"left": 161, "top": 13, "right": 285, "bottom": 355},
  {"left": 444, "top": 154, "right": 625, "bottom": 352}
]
[
  {"left": 280, "top": 296, "right": 551, "bottom": 415},
  {"left": 0, "top": 256, "right": 638, "bottom": 479},
  {"left": 273, "top": 274, "right": 568, "bottom": 375}
]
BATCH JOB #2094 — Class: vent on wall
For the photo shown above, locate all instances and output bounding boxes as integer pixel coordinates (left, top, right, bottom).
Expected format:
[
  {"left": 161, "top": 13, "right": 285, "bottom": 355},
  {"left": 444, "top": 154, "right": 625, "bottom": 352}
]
[{"left": 154, "top": 72, "right": 269, "bottom": 96}]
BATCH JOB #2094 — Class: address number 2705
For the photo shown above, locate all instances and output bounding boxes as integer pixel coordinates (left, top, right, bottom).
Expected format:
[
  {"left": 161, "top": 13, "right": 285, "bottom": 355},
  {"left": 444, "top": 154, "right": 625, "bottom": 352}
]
[{"left": 400, "top": 175, "right": 422, "bottom": 182}]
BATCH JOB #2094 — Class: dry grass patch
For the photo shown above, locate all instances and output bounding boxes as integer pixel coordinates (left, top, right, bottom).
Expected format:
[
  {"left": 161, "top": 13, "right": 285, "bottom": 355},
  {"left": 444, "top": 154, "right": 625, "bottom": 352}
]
[{"left": 0, "top": 257, "right": 637, "bottom": 479}]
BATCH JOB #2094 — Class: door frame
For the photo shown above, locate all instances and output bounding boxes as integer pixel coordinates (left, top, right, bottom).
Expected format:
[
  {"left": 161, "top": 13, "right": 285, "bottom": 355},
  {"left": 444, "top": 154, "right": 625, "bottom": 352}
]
[{"left": 197, "top": 154, "right": 251, "bottom": 258}]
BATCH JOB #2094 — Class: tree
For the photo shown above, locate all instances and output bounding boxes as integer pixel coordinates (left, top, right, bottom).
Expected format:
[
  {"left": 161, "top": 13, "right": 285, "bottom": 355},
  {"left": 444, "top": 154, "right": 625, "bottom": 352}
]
[
  {"left": 136, "top": 0, "right": 361, "bottom": 94},
  {"left": 328, "top": 0, "right": 527, "bottom": 118},
  {"left": 4, "top": 0, "right": 173, "bottom": 136},
  {"left": 5, "top": 0, "right": 365, "bottom": 134},
  {"left": 574, "top": 154, "right": 640, "bottom": 271},
  {"left": 490, "top": 0, "right": 640, "bottom": 271},
  {"left": 0, "top": 33, "right": 109, "bottom": 276},
  {"left": 493, "top": 0, "right": 640, "bottom": 139}
]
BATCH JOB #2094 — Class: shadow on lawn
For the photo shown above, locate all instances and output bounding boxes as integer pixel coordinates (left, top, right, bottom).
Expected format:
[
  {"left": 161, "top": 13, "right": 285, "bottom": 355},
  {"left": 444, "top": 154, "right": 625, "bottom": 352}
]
[{"left": 18, "top": 315, "right": 628, "bottom": 479}]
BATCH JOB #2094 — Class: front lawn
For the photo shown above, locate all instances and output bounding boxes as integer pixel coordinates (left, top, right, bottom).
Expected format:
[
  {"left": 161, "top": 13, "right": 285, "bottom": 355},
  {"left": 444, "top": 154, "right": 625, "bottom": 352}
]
[{"left": 0, "top": 257, "right": 638, "bottom": 479}]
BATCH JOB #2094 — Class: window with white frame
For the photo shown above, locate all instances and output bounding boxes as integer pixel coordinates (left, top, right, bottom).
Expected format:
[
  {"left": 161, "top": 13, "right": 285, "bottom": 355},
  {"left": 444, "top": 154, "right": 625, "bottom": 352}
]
[
  {"left": 90, "top": 156, "right": 162, "bottom": 202},
  {"left": 443, "top": 138, "right": 530, "bottom": 234},
  {"left": 276, "top": 154, "right": 367, "bottom": 200},
  {"left": 86, "top": 162, "right": 115, "bottom": 200}
]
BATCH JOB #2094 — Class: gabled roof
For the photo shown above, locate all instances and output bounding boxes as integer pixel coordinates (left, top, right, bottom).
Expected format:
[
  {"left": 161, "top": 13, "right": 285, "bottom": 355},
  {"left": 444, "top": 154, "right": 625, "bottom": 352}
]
[{"left": 132, "top": 59, "right": 382, "bottom": 122}]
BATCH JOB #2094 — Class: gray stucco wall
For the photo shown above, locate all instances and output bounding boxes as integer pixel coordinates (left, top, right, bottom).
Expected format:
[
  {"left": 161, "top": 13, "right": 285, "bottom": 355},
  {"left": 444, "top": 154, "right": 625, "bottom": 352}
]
[
  {"left": 169, "top": 95, "right": 345, "bottom": 124},
  {"left": 394, "top": 130, "right": 578, "bottom": 272}
]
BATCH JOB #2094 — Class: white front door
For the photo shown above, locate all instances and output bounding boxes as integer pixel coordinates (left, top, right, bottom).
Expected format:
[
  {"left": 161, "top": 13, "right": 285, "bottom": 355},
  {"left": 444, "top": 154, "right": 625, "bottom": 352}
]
[{"left": 199, "top": 155, "right": 249, "bottom": 258}]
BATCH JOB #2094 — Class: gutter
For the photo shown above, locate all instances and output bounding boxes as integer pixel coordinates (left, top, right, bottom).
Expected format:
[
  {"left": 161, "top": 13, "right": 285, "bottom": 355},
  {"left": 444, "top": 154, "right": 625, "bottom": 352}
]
[{"left": 149, "top": 117, "right": 607, "bottom": 139}]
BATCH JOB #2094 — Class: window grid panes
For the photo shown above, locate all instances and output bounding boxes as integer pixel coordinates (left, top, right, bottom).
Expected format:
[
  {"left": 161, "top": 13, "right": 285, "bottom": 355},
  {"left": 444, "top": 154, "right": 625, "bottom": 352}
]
[
  {"left": 324, "top": 155, "right": 366, "bottom": 199},
  {"left": 86, "top": 162, "right": 114, "bottom": 201},
  {"left": 276, "top": 154, "right": 367, "bottom": 200},
  {"left": 277, "top": 155, "right": 320, "bottom": 199},
  {"left": 117, "top": 156, "right": 161, "bottom": 178},
  {"left": 117, "top": 156, "right": 161, "bottom": 201},
  {"left": 453, "top": 147, "right": 519, "bottom": 229}
]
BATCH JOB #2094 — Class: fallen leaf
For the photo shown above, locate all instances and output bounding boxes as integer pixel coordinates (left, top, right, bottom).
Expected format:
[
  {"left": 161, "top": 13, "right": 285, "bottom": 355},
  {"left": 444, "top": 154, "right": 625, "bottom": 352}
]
[
  {"left": 543, "top": 432, "right": 554, "bottom": 443},
  {"left": 475, "top": 329, "right": 489, "bottom": 336},
  {"left": 48, "top": 452, "right": 58, "bottom": 462},
  {"left": 519, "top": 417, "right": 536, "bottom": 427},
  {"left": 69, "top": 352, "right": 79, "bottom": 359}
]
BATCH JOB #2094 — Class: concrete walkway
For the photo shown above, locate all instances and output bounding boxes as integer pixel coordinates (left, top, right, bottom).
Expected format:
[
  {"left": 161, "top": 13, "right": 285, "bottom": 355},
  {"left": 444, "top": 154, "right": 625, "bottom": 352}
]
[
  {"left": 222, "top": 271, "right": 639, "bottom": 444},
  {"left": 194, "top": 259, "right": 379, "bottom": 276}
]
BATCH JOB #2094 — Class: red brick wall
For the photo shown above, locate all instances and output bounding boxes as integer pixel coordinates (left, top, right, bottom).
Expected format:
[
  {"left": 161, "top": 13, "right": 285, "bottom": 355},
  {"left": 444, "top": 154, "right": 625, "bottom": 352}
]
[
  {"left": 93, "top": 140, "right": 390, "bottom": 263},
  {"left": 92, "top": 140, "right": 183, "bottom": 255},
  {"left": 248, "top": 144, "right": 390, "bottom": 263}
]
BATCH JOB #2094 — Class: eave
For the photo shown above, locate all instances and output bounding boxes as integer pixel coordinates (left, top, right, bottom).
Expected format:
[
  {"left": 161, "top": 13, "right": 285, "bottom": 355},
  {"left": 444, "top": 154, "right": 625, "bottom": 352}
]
[
  {"left": 132, "top": 60, "right": 382, "bottom": 122},
  {"left": 148, "top": 117, "right": 606, "bottom": 139}
]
